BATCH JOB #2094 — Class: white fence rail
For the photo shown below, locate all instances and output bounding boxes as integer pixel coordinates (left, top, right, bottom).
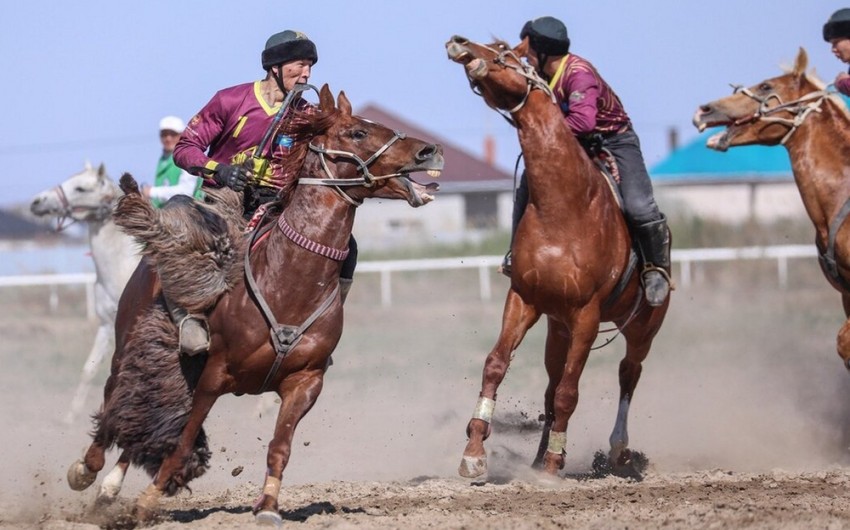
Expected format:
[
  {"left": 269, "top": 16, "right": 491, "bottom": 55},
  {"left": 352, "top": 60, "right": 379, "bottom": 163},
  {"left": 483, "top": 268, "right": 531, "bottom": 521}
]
[{"left": 0, "top": 244, "right": 821, "bottom": 315}]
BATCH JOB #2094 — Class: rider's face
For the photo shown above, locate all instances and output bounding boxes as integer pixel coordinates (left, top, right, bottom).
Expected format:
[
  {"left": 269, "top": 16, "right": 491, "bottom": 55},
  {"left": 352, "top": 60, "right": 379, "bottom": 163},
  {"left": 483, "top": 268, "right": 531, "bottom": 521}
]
[
  {"left": 159, "top": 130, "right": 180, "bottom": 153},
  {"left": 278, "top": 60, "right": 313, "bottom": 91},
  {"left": 831, "top": 37, "right": 850, "bottom": 64}
]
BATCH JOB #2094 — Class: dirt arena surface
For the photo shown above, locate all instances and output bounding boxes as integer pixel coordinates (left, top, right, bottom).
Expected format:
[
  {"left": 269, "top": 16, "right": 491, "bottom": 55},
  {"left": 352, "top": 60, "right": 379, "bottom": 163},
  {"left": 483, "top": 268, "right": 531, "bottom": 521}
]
[{"left": 2, "top": 261, "right": 850, "bottom": 528}]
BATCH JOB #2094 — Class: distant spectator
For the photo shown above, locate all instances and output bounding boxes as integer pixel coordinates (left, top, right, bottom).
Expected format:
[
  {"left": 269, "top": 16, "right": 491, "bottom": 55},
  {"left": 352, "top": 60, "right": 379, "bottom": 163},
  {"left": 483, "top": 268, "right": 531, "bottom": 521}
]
[{"left": 143, "top": 116, "right": 203, "bottom": 208}]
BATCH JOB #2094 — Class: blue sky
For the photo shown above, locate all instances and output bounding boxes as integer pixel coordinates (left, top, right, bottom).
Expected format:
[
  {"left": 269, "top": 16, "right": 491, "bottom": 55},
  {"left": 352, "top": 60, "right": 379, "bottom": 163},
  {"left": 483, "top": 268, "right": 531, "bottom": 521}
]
[{"left": 0, "top": 0, "right": 844, "bottom": 206}]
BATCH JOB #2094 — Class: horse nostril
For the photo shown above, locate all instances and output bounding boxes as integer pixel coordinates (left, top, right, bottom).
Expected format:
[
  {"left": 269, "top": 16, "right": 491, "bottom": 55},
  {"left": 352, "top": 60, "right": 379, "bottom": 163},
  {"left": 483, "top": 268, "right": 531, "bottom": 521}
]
[
  {"left": 415, "top": 144, "right": 437, "bottom": 162},
  {"left": 700, "top": 104, "right": 712, "bottom": 113},
  {"left": 451, "top": 35, "right": 469, "bottom": 45}
]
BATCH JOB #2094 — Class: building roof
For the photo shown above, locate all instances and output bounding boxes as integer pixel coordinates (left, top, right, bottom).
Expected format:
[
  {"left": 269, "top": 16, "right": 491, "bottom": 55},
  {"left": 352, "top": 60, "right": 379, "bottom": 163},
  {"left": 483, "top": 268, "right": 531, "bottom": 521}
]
[
  {"left": 356, "top": 104, "right": 512, "bottom": 192},
  {"left": 649, "top": 129, "right": 792, "bottom": 184}
]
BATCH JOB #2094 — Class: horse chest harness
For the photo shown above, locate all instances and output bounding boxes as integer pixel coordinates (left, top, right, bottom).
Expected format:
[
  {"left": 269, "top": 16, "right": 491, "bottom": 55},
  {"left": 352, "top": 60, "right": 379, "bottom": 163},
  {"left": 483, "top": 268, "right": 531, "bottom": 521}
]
[{"left": 240, "top": 121, "right": 409, "bottom": 393}]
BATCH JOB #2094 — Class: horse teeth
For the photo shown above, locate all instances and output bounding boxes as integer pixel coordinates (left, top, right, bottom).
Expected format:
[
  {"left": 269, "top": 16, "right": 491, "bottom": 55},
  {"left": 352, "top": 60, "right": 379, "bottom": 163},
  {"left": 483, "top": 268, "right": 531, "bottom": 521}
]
[{"left": 426, "top": 169, "right": 441, "bottom": 178}]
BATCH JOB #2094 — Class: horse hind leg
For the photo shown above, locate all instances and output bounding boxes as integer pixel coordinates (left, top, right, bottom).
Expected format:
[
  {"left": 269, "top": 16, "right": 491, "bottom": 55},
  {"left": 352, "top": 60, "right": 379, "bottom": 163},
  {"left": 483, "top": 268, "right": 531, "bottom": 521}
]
[
  {"left": 64, "top": 323, "right": 113, "bottom": 424},
  {"left": 68, "top": 439, "right": 108, "bottom": 491},
  {"left": 460, "top": 290, "right": 540, "bottom": 479},
  {"left": 837, "top": 294, "right": 850, "bottom": 370},
  {"left": 95, "top": 451, "right": 131, "bottom": 505},
  {"left": 603, "top": 325, "right": 655, "bottom": 478}
]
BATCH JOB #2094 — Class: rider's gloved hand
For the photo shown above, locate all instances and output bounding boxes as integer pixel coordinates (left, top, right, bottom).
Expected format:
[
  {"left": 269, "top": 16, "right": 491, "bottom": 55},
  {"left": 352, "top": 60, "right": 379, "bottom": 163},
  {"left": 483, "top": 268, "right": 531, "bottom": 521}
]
[{"left": 212, "top": 164, "right": 250, "bottom": 192}]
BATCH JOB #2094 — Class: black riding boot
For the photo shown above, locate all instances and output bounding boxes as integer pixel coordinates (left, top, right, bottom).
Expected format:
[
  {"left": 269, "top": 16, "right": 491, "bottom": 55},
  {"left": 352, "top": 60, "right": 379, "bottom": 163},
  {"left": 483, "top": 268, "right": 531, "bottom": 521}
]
[
  {"left": 164, "top": 296, "right": 210, "bottom": 356},
  {"left": 502, "top": 173, "right": 529, "bottom": 277},
  {"left": 634, "top": 216, "right": 672, "bottom": 307}
]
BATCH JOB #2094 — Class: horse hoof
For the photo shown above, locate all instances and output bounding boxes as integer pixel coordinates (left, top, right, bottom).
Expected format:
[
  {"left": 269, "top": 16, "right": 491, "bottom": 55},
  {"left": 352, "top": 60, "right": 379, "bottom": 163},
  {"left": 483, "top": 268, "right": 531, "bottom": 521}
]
[
  {"left": 255, "top": 510, "right": 283, "bottom": 528},
  {"left": 67, "top": 460, "right": 97, "bottom": 491},
  {"left": 458, "top": 455, "right": 487, "bottom": 479}
]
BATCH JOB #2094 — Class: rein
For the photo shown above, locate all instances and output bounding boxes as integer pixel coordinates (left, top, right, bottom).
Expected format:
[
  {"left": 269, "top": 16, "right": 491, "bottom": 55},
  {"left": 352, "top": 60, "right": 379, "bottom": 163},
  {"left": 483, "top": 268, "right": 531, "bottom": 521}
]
[
  {"left": 467, "top": 46, "right": 555, "bottom": 127},
  {"left": 244, "top": 125, "right": 408, "bottom": 391},
  {"left": 48, "top": 184, "right": 115, "bottom": 231},
  {"left": 729, "top": 84, "right": 831, "bottom": 144}
]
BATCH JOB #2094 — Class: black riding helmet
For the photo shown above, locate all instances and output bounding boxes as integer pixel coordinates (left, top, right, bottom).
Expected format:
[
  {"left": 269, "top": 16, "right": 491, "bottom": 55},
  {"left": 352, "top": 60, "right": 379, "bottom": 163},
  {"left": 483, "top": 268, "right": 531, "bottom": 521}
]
[
  {"left": 262, "top": 30, "right": 318, "bottom": 94},
  {"left": 823, "top": 8, "right": 850, "bottom": 41},
  {"left": 520, "top": 16, "right": 570, "bottom": 56}
]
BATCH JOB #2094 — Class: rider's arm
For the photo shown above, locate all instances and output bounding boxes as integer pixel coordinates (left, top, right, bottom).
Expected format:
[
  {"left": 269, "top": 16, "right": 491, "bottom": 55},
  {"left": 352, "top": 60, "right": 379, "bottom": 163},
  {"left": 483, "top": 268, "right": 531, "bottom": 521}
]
[
  {"left": 559, "top": 69, "right": 601, "bottom": 136},
  {"left": 147, "top": 171, "right": 201, "bottom": 202},
  {"left": 173, "top": 93, "right": 227, "bottom": 186}
]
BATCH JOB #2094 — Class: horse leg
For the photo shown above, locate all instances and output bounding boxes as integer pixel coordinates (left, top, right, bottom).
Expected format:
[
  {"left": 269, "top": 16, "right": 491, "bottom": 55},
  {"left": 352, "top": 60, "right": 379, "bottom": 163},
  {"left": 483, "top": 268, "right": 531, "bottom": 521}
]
[
  {"left": 253, "top": 370, "right": 325, "bottom": 526},
  {"left": 95, "top": 451, "right": 130, "bottom": 505},
  {"left": 64, "top": 322, "right": 113, "bottom": 424},
  {"left": 459, "top": 290, "right": 540, "bottom": 479},
  {"left": 69, "top": 371, "right": 120, "bottom": 491},
  {"left": 532, "top": 317, "right": 570, "bottom": 469},
  {"left": 539, "top": 308, "right": 601, "bottom": 475},
  {"left": 134, "top": 378, "right": 221, "bottom": 521},
  {"left": 837, "top": 293, "right": 850, "bottom": 370},
  {"left": 606, "top": 305, "right": 665, "bottom": 473}
]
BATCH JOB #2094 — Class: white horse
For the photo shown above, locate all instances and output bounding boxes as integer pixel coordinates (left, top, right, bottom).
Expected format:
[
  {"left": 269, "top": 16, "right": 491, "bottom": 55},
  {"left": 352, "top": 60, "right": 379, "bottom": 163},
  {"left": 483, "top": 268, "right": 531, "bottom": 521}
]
[{"left": 30, "top": 162, "right": 140, "bottom": 425}]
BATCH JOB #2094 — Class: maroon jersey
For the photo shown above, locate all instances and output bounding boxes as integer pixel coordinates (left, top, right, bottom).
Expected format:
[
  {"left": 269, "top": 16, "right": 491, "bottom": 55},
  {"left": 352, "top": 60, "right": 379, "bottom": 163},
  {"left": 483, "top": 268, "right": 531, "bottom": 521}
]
[
  {"left": 174, "top": 81, "right": 315, "bottom": 190},
  {"left": 548, "top": 53, "right": 631, "bottom": 137}
]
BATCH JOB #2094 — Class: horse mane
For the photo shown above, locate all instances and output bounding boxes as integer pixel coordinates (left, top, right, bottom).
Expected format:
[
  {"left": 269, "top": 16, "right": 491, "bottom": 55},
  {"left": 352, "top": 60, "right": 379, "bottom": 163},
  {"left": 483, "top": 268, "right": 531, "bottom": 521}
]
[{"left": 273, "top": 105, "right": 341, "bottom": 198}]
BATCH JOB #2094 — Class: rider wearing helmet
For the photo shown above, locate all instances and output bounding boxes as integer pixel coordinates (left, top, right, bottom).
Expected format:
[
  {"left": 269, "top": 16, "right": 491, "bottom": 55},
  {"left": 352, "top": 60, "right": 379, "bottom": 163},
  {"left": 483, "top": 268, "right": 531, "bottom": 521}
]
[
  {"left": 172, "top": 30, "right": 357, "bottom": 355},
  {"left": 823, "top": 8, "right": 850, "bottom": 96},
  {"left": 506, "top": 15, "right": 671, "bottom": 307}
]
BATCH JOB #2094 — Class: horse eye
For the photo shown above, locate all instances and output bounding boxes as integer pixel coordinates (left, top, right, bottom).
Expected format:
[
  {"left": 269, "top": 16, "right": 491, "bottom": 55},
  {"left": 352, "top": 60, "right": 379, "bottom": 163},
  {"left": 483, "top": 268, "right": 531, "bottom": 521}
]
[
  {"left": 759, "top": 83, "right": 771, "bottom": 92},
  {"left": 351, "top": 129, "right": 368, "bottom": 140},
  {"left": 75, "top": 186, "right": 87, "bottom": 192}
]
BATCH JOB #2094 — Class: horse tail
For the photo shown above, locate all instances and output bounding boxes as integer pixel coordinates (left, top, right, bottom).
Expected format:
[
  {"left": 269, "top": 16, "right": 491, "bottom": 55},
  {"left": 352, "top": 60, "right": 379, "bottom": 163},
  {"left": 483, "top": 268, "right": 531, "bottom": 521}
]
[{"left": 114, "top": 178, "right": 246, "bottom": 313}]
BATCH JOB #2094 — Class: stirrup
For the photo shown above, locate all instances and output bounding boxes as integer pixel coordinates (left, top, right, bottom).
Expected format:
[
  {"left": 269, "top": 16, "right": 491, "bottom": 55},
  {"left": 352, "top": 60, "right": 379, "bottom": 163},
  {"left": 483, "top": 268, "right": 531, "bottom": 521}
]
[
  {"left": 176, "top": 314, "right": 210, "bottom": 356},
  {"left": 640, "top": 266, "right": 672, "bottom": 307}
]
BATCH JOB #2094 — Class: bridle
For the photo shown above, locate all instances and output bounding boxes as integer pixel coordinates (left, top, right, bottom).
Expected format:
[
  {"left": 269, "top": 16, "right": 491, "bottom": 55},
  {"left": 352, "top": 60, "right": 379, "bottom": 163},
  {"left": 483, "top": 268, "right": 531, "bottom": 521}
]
[
  {"left": 466, "top": 44, "right": 556, "bottom": 127},
  {"left": 300, "top": 127, "right": 409, "bottom": 206},
  {"left": 47, "top": 181, "right": 115, "bottom": 231},
  {"left": 728, "top": 82, "right": 832, "bottom": 144}
]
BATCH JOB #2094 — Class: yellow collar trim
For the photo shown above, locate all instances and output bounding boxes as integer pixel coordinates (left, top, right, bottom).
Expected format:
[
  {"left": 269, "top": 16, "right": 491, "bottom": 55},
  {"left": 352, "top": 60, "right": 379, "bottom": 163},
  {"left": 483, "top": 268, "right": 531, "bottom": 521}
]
[
  {"left": 253, "top": 81, "right": 281, "bottom": 116},
  {"left": 548, "top": 55, "right": 569, "bottom": 91}
]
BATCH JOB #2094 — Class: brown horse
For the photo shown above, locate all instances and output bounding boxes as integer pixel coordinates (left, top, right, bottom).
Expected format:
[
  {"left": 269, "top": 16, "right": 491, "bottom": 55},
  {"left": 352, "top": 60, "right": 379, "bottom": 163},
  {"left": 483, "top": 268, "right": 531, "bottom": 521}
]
[
  {"left": 445, "top": 36, "right": 669, "bottom": 479},
  {"left": 67, "top": 85, "right": 443, "bottom": 525},
  {"left": 694, "top": 48, "right": 850, "bottom": 370}
]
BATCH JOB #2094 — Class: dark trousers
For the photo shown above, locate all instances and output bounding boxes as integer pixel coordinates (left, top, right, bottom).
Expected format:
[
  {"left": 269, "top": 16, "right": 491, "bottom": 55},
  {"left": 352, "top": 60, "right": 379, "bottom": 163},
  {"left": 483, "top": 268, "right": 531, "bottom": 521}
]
[{"left": 602, "top": 130, "right": 663, "bottom": 226}]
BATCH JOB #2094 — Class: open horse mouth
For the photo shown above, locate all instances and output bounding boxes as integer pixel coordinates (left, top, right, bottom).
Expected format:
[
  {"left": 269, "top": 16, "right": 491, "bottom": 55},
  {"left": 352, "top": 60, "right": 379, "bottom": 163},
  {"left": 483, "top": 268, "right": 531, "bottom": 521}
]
[
  {"left": 693, "top": 110, "right": 738, "bottom": 152},
  {"left": 399, "top": 175, "right": 440, "bottom": 207}
]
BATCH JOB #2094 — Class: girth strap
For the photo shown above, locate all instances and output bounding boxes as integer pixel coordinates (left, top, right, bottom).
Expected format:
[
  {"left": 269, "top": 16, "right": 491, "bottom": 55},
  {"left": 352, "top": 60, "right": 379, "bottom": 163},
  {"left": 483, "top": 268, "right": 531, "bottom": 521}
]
[
  {"left": 244, "top": 210, "right": 339, "bottom": 393},
  {"left": 818, "top": 196, "right": 850, "bottom": 292}
]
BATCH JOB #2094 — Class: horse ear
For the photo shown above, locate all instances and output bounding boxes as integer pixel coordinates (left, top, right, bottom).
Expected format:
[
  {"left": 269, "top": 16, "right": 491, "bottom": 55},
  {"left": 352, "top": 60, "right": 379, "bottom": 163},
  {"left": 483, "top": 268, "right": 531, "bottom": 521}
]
[
  {"left": 97, "top": 163, "right": 107, "bottom": 179},
  {"left": 319, "top": 84, "right": 335, "bottom": 112},
  {"left": 337, "top": 91, "right": 352, "bottom": 116},
  {"left": 84, "top": 160, "right": 92, "bottom": 171},
  {"left": 793, "top": 47, "right": 808, "bottom": 77}
]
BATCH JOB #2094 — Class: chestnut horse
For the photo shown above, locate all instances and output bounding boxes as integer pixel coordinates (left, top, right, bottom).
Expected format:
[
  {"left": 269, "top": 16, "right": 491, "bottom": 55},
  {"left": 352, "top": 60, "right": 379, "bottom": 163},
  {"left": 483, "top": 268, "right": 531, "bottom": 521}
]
[
  {"left": 445, "top": 36, "right": 669, "bottom": 478},
  {"left": 694, "top": 48, "right": 850, "bottom": 370},
  {"left": 67, "top": 85, "right": 443, "bottom": 525}
]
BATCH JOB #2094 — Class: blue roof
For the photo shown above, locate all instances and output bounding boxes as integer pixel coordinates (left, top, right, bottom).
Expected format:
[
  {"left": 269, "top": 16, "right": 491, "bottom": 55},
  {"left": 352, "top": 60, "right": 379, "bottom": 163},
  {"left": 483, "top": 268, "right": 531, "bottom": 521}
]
[
  {"left": 649, "top": 129, "right": 792, "bottom": 182},
  {"left": 650, "top": 91, "right": 850, "bottom": 183}
]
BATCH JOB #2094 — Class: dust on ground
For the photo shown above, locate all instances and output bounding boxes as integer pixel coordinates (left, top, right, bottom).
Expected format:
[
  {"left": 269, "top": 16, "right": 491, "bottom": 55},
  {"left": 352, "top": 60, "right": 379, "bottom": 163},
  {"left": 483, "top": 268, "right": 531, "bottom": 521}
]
[{"left": 2, "top": 262, "right": 850, "bottom": 528}]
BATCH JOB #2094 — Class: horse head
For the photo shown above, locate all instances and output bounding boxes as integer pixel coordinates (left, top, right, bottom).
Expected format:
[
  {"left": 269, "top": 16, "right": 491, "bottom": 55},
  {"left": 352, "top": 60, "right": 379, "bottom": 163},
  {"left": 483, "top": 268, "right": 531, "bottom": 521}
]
[
  {"left": 30, "top": 162, "right": 120, "bottom": 228},
  {"left": 445, "top": 35, "right": 553, "bottom": 120},
  {"left": 303, "top": 84, "right": 443, "bottom": 207},
  {"left": 693, "top": 48, "right": 836, "bottom": 151}
]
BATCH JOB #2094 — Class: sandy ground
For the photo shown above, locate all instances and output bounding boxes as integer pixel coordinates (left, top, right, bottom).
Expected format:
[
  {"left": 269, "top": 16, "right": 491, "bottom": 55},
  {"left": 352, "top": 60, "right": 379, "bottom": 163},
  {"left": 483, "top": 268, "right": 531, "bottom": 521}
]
[{"left": 2, "top": 261, "right": 850, "bottom": 529}]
